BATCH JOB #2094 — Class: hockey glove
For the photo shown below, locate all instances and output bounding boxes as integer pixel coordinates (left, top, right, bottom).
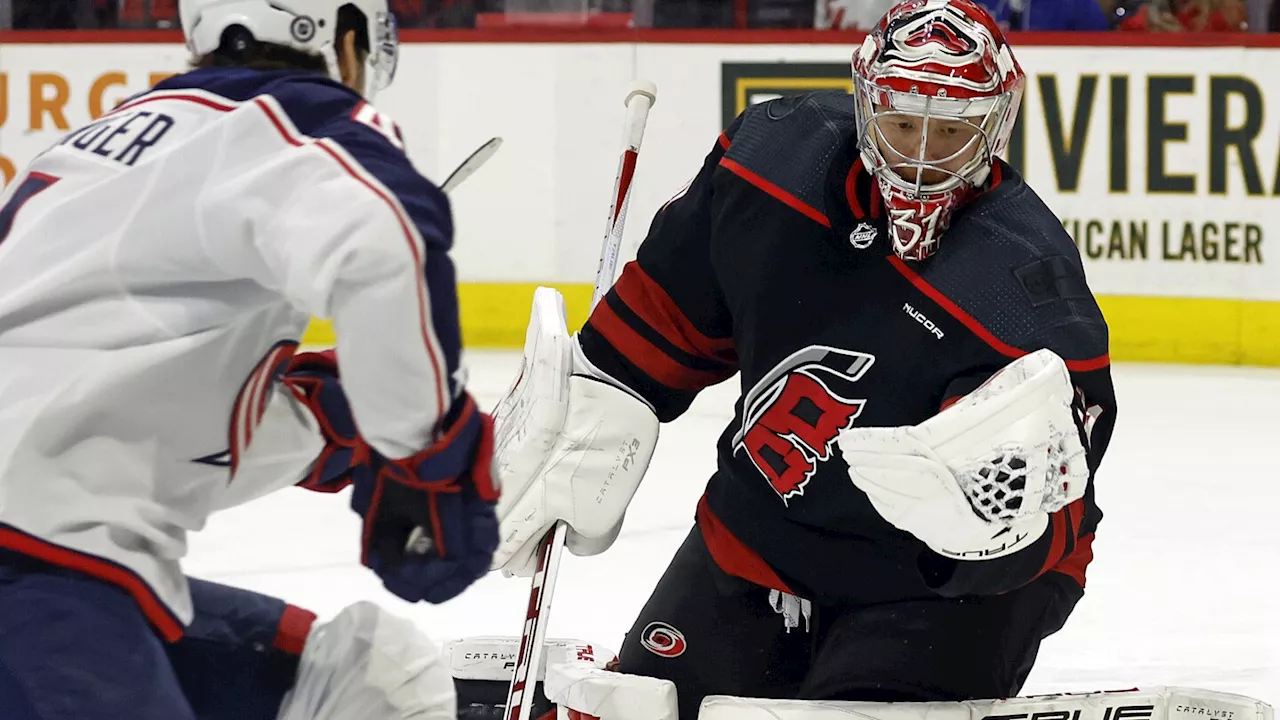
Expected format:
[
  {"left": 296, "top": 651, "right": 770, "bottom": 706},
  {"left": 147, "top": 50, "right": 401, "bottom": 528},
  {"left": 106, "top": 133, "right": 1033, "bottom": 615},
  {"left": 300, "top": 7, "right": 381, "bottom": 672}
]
[
  {"left": 286, "top": 350, "right": 501, "bottom": 603},
  {"left": 838, "top": 349, "right": 1089, "bottom": 559},
  {"left": 283, "top": 350, "right": 372, "bottom": 492},
  {"left": 350, "top": 395, "right": 502, "bottom": 604}
]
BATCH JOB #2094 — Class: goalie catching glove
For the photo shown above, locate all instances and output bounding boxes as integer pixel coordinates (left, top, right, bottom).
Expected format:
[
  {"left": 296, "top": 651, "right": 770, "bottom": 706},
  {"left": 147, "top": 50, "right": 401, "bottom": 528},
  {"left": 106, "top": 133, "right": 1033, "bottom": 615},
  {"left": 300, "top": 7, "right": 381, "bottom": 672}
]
[
  {"left": 489, "top": 287, "right": 659, "bottom": 577},
  {"left": 838, "top": 349, "right": 1090, "bottom": 560}
]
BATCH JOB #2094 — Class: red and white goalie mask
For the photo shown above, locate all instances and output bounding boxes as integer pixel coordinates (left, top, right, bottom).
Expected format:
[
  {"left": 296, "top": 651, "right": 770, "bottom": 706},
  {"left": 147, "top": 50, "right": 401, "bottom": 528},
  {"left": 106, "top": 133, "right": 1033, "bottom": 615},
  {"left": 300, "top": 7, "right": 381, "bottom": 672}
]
[{"left": 852, "top": 0, "right": 1025, "bottom": 261}]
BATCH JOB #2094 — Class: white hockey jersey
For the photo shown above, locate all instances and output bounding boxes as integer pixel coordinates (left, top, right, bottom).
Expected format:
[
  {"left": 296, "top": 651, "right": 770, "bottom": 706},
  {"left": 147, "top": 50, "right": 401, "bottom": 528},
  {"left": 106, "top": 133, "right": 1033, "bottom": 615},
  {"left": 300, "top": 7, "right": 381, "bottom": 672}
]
[{"left": 0, "top": 68, "right": 465, "bottom": 640}]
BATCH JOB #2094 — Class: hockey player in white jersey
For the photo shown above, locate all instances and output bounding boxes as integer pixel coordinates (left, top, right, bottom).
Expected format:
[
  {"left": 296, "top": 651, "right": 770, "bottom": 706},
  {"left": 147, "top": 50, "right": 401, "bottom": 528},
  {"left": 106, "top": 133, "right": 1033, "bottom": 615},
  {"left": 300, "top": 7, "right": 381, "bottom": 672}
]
[{"left": 0, "top": 1, "right": 497, "bottom": 718}]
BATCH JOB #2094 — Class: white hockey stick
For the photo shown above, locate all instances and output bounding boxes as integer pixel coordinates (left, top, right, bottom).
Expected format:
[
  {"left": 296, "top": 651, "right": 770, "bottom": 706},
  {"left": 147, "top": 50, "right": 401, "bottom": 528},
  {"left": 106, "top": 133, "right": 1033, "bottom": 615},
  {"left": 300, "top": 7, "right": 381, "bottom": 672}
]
[
  {"left": 441, "top": 137, "right": 504, "bottom": 194},
  {"left": 503, "top": 79, "right": 659, "bottom": 720}
]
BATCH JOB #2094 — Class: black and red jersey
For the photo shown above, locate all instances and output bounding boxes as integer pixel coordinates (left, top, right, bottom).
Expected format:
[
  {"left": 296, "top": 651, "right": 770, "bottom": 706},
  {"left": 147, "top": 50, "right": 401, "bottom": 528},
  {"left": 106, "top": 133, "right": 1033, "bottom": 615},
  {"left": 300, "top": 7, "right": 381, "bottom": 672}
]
[{"left": 578, "top": 90, "right": 1115, "bottom": 605}]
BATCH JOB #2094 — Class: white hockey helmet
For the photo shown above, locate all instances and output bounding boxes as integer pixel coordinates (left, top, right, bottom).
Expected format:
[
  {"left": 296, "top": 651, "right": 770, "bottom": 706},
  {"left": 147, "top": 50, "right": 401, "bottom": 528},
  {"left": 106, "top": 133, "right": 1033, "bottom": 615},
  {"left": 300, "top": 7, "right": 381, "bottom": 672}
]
[{"left": 179, "top": 0, "right": 399, "bottom": 100}]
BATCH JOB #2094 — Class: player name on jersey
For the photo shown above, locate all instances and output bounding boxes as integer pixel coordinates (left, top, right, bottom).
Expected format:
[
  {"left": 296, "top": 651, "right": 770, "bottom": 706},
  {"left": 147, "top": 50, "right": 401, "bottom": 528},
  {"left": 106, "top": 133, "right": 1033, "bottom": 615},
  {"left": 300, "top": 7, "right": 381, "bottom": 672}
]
[{"left": 57, "top": 108, "right": 176, "bottom": 167}]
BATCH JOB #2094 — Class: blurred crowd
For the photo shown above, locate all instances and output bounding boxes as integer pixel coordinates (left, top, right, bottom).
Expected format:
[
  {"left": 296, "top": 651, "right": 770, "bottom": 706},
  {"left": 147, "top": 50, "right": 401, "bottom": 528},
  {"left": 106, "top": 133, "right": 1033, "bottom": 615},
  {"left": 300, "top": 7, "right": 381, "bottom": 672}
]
[{"left": 0, "top": 0, "right": 1268, "bottom": 32}]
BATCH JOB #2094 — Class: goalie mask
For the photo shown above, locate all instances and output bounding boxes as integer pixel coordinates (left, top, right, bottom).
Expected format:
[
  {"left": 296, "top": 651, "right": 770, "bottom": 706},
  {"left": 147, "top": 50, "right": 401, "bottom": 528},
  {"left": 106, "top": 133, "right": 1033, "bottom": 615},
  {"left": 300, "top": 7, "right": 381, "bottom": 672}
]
[{"left": 852, "top": 0, "right": 1024, "bottom": 262}]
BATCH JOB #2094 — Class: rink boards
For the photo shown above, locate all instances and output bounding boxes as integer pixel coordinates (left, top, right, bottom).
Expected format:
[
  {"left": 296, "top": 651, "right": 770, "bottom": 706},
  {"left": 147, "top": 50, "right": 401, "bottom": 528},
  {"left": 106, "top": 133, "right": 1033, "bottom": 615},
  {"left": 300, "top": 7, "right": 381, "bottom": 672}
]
[{"left": 0, "top": 32, "right": 1277, "bottom": 365}]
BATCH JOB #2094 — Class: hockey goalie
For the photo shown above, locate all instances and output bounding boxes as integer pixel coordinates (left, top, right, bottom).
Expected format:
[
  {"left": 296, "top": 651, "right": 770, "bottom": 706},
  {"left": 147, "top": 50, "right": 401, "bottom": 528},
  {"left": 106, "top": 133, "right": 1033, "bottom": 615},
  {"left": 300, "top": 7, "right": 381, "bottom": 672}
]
[{"left": 481, "top": 1, "right": 1275, "bottom": 720}]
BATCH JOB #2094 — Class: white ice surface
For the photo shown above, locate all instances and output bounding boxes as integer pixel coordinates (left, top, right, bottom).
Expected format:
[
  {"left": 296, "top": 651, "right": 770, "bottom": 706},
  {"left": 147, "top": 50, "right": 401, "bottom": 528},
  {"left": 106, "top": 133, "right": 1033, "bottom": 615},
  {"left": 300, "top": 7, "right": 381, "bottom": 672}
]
[{"left": 185, "top": 351, "right": 1280, "bottom": 703}]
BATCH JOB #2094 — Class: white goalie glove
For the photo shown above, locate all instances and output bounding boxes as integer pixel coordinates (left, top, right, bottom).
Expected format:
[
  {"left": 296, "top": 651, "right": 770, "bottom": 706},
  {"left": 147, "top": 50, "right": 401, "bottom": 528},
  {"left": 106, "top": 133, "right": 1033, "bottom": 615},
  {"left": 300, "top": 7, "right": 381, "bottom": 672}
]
[
  {"left": 489, "top": 287, "right": 660, "bottom": 576},
  {"left": 838, "top": 349, "right": 1090, "bottom": 560}
]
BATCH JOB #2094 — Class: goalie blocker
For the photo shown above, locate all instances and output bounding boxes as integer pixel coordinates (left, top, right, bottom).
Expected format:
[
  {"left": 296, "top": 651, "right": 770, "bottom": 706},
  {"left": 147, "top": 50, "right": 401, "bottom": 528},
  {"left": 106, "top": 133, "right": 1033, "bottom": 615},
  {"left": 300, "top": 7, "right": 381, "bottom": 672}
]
[{"left": 488, "top": 287, "right": 660, "bottom": 578}]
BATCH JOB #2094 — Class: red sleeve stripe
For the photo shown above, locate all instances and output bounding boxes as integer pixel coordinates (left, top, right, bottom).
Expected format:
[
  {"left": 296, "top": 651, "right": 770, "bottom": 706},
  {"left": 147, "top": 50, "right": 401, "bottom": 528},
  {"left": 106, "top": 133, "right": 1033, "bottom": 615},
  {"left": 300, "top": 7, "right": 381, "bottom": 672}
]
[
  {"left": 887, "top": 255, "right": 1111, "bottom": 373},
  {"left": 719, "top": 157, "right": 831, "bottom": 229},
  {"left": 612, "top": 263, "right": 736, "bottom": 365},
  {"left": 589, "top": 300, "right": 734, "bottom": 391},
  {"left": 252, "top": 96, "right": 449, "bottom": 425},
  {"left": 717, "top": 132, "right": 732, "bottom": 151}
]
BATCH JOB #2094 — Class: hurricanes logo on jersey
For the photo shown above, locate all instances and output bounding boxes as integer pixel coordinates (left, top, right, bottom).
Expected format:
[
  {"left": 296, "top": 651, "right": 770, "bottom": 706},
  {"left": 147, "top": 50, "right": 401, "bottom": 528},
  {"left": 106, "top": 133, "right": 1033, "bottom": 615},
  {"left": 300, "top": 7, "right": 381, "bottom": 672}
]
[{"left": 732, "top": 346, "right": 875, "bottom": 504}]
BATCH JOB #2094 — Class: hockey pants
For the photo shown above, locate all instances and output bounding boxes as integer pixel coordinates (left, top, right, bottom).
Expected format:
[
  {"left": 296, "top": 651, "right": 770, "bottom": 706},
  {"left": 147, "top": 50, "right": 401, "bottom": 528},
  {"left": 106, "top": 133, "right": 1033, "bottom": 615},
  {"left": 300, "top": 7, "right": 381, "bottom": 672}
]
[
  {"left": 0, "top": 552, "right": 314, "bottom": 720},
  {"left": 616, "top": 525, "right": 1085, "bottom": 720}
]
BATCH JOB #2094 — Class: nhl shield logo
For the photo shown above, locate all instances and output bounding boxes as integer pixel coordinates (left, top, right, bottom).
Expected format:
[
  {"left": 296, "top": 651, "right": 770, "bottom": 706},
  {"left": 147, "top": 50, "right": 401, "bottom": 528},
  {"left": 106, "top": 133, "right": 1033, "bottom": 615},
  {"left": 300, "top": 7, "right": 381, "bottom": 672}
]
[{"left": 849, "top": 222, "right": 877, "bottom": 249}]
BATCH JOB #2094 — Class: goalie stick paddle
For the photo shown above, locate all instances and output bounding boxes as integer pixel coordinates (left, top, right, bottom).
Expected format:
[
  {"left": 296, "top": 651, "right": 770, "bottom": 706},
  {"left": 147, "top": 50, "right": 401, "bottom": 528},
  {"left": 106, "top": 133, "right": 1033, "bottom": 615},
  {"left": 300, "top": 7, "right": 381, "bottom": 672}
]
[
  {"left": 503, "top": 79, "right": 658, "bottom": 720},
  {"left": 441, "top": 136, "right": 504, "bottom": 194}
]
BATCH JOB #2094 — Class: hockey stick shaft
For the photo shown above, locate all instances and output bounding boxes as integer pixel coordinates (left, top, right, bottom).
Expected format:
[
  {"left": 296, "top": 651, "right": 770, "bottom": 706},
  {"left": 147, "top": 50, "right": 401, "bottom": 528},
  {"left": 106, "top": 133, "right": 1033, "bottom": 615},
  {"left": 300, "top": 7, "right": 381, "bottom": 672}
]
[
  {"left": 441, "top": 137, "right": 503, "bottom": 194},
  {"left": 503, "top": 80, "right": 658, "bottom": 720},
  {"left": 591, "top": 82, "right": 657, "bottom": 310}
]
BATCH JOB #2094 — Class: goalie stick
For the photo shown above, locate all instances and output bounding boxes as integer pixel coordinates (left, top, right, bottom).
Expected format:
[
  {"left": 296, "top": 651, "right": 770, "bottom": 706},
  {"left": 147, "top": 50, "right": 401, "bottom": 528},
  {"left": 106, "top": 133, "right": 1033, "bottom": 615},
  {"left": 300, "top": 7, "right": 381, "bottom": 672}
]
[{"left": 502, "top": 79, "right": 659, "bottom": 720}]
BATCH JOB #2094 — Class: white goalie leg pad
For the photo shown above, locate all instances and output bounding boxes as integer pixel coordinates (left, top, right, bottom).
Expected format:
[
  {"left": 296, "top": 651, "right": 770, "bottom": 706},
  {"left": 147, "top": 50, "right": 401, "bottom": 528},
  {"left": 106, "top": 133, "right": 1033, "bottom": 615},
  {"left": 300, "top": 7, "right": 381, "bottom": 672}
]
[
  {"left": 446, "top": 636, "right": 678, "bottom": 720},
  {"left": 276, "top": 602, "right": 453, "bottom": 720},
  {"left": 838, "top": 349, "right": 1089, "bottom": 559},
  {"left": 698, "top": 687, "right": 1273, "bottom": 720},
  {"left": 491, "top": 287, "right": 660, "bottom": 576}
]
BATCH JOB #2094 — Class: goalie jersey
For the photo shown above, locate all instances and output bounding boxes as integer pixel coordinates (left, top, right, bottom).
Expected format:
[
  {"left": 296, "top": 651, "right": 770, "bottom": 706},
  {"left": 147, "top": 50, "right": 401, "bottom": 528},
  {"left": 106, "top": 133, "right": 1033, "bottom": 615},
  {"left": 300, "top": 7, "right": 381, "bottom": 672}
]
[
  {"left": 579, "top": 91, "right": 1117, "bottom": 604},
  {"left": 0, "top": 69, "right": 463, "bottom": 640}
]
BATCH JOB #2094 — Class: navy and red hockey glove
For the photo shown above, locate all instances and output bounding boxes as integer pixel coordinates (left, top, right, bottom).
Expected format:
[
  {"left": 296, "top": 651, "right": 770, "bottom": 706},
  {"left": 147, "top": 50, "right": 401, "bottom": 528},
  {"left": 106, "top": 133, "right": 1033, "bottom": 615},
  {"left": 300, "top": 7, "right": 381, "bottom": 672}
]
[
  {"left": 283, "top": 350, "right": 501, "bottom": 604},
  {"left": 349, "top": 395, "right": 501, "bottom": 604},
  {"left": 282, "top": 350, "right": 370, "bottom": 493}
]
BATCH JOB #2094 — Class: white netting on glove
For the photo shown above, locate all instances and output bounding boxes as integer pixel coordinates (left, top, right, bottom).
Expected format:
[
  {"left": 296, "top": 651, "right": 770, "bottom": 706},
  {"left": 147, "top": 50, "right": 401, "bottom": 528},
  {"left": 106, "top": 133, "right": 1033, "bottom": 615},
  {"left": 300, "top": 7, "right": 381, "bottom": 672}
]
[
  {"left": 955, "top": 434, "right": 1076, "bottom": 524},
  {"left": 1041, "top": 434, "right": 1077, "bottom": 511}
]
